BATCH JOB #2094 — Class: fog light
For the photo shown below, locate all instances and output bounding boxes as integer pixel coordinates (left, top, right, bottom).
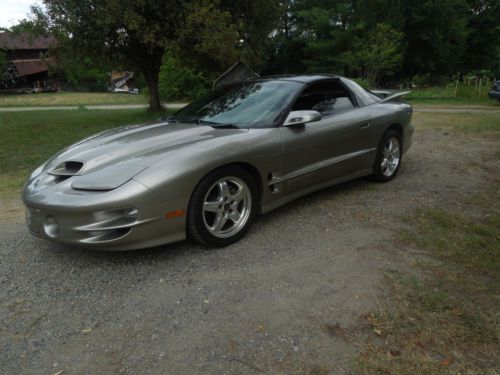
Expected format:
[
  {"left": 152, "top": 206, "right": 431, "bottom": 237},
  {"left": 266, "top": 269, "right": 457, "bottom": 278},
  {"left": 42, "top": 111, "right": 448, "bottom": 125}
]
[{"left": 44, "top": 215, "right": 59, "bottom": 237}]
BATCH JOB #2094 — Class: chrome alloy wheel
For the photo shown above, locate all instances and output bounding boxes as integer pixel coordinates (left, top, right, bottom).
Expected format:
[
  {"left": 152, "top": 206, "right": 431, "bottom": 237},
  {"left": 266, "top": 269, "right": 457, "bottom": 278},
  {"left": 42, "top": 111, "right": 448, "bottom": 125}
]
[
  {"left": 381, "top": 137, "right": 401, "bottom": 177},
  {"left": 202, "top": 177, "right": 252, "bottom": 238}
]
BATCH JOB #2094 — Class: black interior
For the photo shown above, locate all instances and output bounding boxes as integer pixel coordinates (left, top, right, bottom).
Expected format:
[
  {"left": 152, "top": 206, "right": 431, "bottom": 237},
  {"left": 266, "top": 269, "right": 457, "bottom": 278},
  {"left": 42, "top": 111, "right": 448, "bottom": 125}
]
[{"left": 292, "top": 80, "right": 356, "bottom": 116}]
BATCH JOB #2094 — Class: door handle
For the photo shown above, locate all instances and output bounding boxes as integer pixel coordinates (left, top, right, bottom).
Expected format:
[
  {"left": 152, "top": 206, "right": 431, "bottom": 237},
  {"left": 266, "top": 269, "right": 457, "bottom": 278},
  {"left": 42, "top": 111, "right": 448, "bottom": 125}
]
[{"left": 359, "top": 120, "right": 370, "bottom": 129}]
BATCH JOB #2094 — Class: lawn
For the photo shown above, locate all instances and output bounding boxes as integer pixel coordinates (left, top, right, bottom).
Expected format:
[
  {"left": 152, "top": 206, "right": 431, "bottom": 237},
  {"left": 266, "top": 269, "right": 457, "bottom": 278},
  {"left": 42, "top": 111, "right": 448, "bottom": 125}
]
[
  {"left": 405, "top": 83, "right": 500, "bottom": 107},
  {"left": 412, "top": 112, "right": 500, "bottom": 136},
  {"left": 0, "top": 92, "right": 148, "bottom": 107},
  {"left": 0, "top": 109, "right": 167, "bottom": 199},
  {"left": 408, "top": 97, "right": 499, "bottom": 107}
]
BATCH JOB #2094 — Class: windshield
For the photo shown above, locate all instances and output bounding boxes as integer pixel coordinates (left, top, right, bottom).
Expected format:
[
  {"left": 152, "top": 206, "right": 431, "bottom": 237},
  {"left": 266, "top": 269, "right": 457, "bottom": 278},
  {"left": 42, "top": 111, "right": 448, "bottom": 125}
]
[{"left": 174, "top": 80, "right": 303, "bottom": 128}]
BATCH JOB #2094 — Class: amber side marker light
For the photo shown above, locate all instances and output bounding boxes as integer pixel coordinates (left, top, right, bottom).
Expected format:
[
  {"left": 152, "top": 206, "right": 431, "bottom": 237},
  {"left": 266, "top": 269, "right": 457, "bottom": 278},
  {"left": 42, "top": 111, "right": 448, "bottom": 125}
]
[{"left": 165, "top": 209, "right": 185, "bottom": 219}]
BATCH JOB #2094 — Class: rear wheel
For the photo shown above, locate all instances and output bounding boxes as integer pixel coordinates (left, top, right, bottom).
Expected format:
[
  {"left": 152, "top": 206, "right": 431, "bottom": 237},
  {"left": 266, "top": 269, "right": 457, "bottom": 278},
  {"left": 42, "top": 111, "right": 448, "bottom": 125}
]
[
  {"left": 372, "top": 129, "right": 402, "bottom": 182},
  {"left": 187, "top": 166, "right": 257, "bottom": 246}
]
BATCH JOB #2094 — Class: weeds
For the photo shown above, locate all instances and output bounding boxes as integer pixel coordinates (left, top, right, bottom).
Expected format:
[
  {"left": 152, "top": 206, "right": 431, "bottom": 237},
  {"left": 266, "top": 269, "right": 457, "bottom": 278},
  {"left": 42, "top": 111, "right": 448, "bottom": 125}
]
[
  {"left": 412, "top": 113, "right": 500, "bottom": 136},
  {"left": 353, "top": 202, "right": 500, "bottom": 374}
]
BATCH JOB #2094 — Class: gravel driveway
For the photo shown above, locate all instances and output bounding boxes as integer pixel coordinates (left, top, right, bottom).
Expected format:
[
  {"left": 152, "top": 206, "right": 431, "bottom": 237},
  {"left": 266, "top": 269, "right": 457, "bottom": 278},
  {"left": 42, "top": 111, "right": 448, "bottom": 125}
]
[{"left": 1, "top": 122, "right": 498, "bottom": 374}]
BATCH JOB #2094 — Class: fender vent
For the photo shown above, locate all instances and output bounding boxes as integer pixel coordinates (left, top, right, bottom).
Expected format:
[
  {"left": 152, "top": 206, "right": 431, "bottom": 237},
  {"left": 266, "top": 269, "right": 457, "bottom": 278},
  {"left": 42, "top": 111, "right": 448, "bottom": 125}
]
[{"left": 48, "top": 161, "right": 84, "bottom": 176}]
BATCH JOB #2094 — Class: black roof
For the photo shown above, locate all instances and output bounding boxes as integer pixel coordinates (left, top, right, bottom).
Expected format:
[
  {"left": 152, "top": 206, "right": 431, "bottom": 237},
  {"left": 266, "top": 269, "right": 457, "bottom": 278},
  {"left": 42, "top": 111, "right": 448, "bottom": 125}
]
[
  {"left": 212, "top": 73, "right": 342, "bottom": 90},
  {"left": 257, "top": 74, "right": 340, "bottom": 83}
]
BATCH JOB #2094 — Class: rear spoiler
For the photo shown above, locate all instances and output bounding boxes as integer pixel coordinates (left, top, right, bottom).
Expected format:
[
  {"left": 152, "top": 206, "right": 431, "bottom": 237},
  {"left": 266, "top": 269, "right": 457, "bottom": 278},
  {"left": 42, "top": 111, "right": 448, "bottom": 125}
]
[{"left": 374, "top": 90, "right": 411, "bottom": 103}]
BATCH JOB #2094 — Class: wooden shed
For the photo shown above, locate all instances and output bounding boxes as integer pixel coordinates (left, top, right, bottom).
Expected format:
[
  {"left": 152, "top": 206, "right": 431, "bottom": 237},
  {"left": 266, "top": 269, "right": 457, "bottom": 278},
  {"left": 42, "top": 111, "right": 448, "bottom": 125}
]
[{"left": 0, "top": 32, "right": 58, "bottom": 93}]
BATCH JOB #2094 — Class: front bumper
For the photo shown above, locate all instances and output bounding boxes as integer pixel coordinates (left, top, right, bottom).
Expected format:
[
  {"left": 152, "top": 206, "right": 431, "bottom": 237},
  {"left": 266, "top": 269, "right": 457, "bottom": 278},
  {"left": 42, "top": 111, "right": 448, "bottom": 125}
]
[{"left": 23, "top": 177, "right": 186, "bottom": 250}]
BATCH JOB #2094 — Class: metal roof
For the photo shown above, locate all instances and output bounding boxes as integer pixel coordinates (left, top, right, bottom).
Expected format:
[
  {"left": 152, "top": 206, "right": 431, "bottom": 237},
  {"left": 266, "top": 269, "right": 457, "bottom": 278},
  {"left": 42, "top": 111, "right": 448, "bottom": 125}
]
[
  {"left": 12, "top": 58, "right": 56, "bottom": 77},
  {"left": 0, "top": 32, "right": 57, "bottom": 50}
]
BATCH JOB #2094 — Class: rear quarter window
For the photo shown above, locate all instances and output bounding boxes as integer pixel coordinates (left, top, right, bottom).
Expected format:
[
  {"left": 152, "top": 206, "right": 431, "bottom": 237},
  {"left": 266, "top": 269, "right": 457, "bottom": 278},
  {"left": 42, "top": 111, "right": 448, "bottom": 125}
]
[{"left": 341, "top": 78, "right": 381, "bottom": 106}]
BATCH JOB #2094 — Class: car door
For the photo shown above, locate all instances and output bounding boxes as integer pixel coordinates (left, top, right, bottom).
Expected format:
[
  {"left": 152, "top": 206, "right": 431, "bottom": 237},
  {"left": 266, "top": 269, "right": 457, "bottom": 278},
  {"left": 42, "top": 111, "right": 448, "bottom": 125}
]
[{"left": 279, "top": 80, "right": 375, "bottom": 194}]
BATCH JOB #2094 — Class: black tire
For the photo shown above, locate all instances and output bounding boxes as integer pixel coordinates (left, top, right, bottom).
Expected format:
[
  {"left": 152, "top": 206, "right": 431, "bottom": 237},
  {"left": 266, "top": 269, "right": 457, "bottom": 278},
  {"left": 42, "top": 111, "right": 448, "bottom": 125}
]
[
  {"left": 372, "top": 129, "right": 402, "bottom": 182},
  {"left": 187, "top": 165, "right": 258, "bottom": 247}
]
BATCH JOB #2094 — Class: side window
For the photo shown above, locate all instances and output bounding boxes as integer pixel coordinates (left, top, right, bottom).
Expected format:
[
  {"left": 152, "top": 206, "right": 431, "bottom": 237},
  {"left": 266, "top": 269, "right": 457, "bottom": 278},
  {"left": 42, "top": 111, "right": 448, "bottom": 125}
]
[{"left": 291, "top": 80, "right": 356, "bottom": 116}]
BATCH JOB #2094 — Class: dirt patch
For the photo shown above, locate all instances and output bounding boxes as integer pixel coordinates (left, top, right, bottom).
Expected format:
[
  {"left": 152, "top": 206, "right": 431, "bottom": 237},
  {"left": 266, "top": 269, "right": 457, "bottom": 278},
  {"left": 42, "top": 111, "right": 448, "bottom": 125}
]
[{"left": 0, "top": 198, "right": 24, "bottom": 222}]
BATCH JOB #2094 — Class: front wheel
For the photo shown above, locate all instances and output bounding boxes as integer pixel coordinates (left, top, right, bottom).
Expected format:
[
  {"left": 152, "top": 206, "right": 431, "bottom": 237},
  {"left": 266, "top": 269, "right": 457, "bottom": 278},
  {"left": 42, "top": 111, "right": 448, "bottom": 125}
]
[
  {"left": 187, "top": 166, "right": 257, "bottom": 247},
  {"left": 372, "top": 130, "right": 402, "bottom": 182}
]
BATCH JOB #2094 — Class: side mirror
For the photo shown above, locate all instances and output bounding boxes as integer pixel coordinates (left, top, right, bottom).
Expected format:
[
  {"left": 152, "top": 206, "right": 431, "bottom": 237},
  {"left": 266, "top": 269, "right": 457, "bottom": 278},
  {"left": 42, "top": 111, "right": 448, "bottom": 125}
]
[{"left": 283, "top": 110, "right": 322, "bottom": 127}]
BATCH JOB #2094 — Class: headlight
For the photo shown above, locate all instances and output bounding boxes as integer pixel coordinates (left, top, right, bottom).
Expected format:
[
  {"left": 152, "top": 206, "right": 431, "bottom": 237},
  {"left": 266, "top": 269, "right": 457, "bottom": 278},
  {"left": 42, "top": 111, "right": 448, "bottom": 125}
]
[
  {"left": 71, "top": 164, "right": 146, "bottom": 191},
  {"left": 30, "top": 162, "right": 48, "bottom": 179}
]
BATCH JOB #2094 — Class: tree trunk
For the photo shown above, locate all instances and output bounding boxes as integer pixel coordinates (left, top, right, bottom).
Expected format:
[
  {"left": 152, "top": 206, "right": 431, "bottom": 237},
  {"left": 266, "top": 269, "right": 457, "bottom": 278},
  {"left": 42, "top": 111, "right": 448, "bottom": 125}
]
[
  {"left": 144, "top": 69, "right": 162, "bottom": 112},
  {"left": 134, "top": 48, "right": 164, "bottom": 112}
]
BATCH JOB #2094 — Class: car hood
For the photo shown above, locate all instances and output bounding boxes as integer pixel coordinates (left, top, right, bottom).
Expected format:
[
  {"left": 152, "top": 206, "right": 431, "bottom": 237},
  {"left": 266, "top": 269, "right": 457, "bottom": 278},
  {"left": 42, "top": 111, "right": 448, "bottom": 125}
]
[{"left": 46, "top": 121, "right": 248, "bottom": 175}]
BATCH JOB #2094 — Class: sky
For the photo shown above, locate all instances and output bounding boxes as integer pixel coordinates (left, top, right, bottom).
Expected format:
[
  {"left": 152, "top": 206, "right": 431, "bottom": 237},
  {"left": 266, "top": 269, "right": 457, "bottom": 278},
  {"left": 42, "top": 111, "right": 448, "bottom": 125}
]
[{"left": 0, "top": 0, "right": 43, "bottom": 29}]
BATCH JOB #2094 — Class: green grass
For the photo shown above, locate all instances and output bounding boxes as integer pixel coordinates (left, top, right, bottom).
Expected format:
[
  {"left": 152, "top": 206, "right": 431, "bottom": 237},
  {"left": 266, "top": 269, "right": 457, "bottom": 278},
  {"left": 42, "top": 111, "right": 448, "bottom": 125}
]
[
  {"left": 0, "top": 92, "right": 148, "bottom": 107},
  {"left": 412, "top": 112, "right": 500, "bottom": 136},
  {"left": 403, "top": 208, "right": 500, "bottom": 277},
  {"left": 0, "top": 109, "right": 166, "bottom": 198},
  {"left": 403, "top": 83, "right": 500, "bottom": 107},
  {"left": 408, "top": 97, "right": 499, "bottom": 107},
  {"left": 407, "top": 83, "right": 493, "bottom": 100},
  {"left": 354, "top": 186, "right": 500, "bottom": 373}
]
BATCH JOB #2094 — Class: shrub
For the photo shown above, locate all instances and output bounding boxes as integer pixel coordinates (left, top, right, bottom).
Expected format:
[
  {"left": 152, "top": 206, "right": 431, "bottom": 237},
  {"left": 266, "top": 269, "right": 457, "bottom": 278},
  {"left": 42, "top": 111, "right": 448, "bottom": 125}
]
[{"left": 158, "top": 53, "right": 212, "bottom": 101}]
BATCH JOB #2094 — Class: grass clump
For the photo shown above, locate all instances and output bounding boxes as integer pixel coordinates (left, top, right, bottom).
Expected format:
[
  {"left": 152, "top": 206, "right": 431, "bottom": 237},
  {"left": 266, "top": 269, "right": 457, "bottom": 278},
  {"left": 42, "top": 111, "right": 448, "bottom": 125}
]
[
  {"left": 354, "top": 202, "right": 499, "bottom": 374},
  {"left": 405, "top": 209, "right": 500, "bottom": 276}
]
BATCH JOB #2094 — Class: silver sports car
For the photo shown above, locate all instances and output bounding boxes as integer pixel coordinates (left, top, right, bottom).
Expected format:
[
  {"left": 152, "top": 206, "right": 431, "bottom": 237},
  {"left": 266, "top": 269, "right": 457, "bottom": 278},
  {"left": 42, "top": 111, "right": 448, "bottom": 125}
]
[{"left": 23, "top": 75, "right": 414, "bottom": 250}]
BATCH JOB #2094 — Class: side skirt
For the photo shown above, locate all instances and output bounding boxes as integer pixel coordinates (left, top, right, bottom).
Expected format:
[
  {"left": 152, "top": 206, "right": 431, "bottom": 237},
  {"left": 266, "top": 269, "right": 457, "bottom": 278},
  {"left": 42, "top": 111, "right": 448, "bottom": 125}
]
[{"left": 260, "top": 168, "right": 373, "bottom": 214}]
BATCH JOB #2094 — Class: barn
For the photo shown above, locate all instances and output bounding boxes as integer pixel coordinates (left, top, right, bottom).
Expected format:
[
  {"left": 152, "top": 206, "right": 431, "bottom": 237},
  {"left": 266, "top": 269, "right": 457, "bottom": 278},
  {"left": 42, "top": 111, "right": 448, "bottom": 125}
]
[{"left": 0, "top": 32, "right": 57, "bottom": 93}]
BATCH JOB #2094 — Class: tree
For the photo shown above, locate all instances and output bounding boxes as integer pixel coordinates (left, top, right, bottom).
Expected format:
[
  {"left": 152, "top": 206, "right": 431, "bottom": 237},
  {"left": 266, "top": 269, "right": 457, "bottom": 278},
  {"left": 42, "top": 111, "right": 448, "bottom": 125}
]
[
  {"left": 261, "top": 0, "right": 309, "bottom": 74},
  {"left": 34, "top": 0, "right": 271, "bottom": 111},
  {"left": 464, "top": 0, "right": 500, "bottom": 74},
  {"left": 173, "top": 2, "right": 240, "bottom": 74},
  {"left": 60, "top": 54, "right": 111, "bottom": 92},
  {"left": 341, "top": 23, "right": 403, "bottom": 86},
  {"left": 221, "top": 0, "right": 282, "bottom": 68},
  {"left": 263, "top": 0, "right": 355, "bottom": 74},
  {"left": 263, "top": 0, "right": 488, "bottom": 82},
  {"left": 400, "top": 0, "right": 469, "bottom": 78},
  {"left": 354, "top": 0, "right": 470, "bottom": 78},
  {"left": 158, "top": 52, "right": 212, "bottom": 101}
]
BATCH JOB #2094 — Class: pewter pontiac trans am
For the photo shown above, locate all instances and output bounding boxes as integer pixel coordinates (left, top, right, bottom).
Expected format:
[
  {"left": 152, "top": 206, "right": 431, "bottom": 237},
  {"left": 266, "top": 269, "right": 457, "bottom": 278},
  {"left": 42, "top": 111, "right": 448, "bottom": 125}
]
[{"left": 23, "top": 75, "right": 414, "bottom": 250}]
